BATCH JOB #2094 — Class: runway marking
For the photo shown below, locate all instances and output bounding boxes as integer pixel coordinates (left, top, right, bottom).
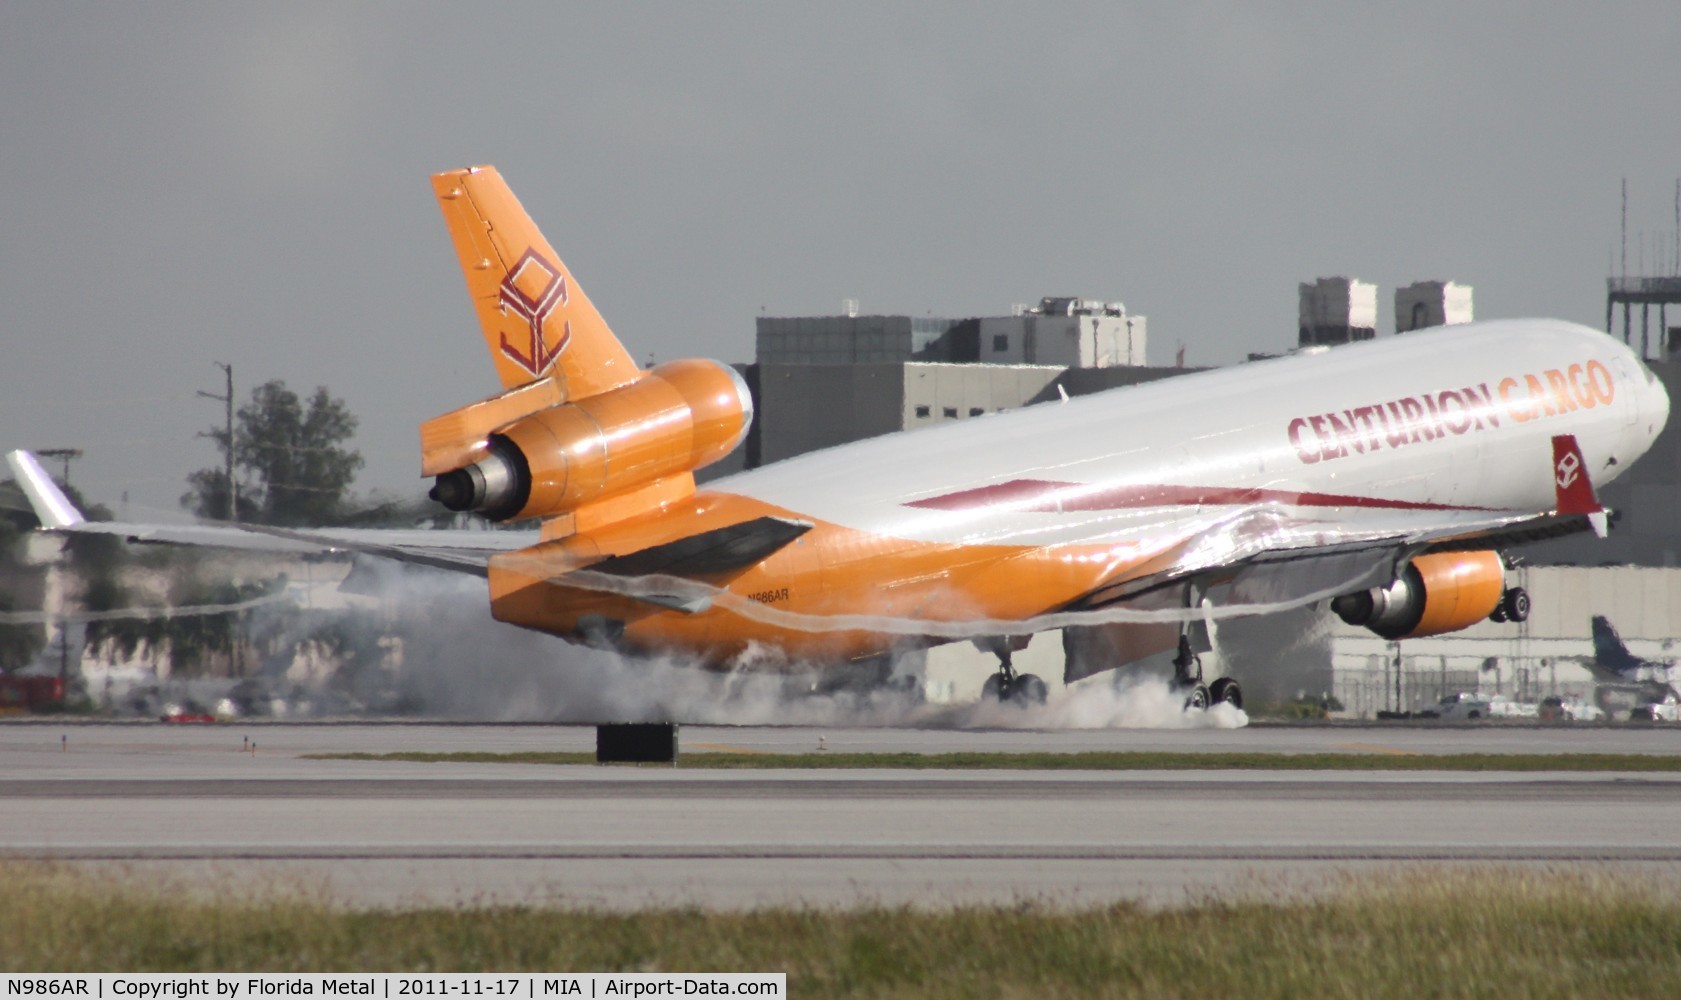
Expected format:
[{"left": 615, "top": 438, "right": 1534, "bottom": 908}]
[
  {"left": 4, "top": 777, "right": 1677, "bottom": 802},
  {"left": 9, "top": 846, "right": 1681, "bottom": 862},
  {"left": 688, "top": 742, "right": 771, "bottom": 755},
  {"left": 1333, "top": 742, "right": 1422, "bottom": 756}
]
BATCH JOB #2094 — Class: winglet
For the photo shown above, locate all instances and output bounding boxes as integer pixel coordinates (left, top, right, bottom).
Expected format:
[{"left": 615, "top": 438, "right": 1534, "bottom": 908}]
[
  {"left": 5, "top": 450, "right": 86, "bottom": 528},
  {"left": 1551, "top": 434, "right": 1608, "bottom": 538}
]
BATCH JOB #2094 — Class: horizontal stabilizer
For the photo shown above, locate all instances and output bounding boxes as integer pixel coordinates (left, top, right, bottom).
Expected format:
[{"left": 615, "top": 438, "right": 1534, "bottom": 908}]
[{"left": 6, "top": 449, "right": 531, "bottom": 570}]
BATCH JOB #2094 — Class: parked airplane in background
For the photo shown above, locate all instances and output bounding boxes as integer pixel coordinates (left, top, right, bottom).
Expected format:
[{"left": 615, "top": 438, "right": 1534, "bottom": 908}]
[
  {"left": 7, "top": 166, "right": 1672, "bottom": 709},
  {"left": 1585, "top": 615, "right": 1680, "bottom": 712}
]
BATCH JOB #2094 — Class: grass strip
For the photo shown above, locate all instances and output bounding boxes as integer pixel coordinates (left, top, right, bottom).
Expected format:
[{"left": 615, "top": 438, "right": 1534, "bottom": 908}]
[
  {"left": 307, "top": 749, "right": 1681, "bottom": 771},
  {"left": 4, "top": 865, "right": 1679, "bottom": 998}
]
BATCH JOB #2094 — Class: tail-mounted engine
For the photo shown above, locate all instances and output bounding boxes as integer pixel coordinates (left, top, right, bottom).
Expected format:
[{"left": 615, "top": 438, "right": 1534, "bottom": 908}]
[
  {"left": 426, "top": 359, "right": 753, "bottom": 521},
  {"left": 1332, "top": 550, "right": 1509, "bottom": 640}
]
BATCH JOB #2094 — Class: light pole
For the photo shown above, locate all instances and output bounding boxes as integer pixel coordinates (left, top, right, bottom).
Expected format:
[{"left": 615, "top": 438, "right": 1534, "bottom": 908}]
[
  {"left": 34, "top": 448, "right": 82, "bottom": 488},
  {"left": 197, "top": 362, "right": 236, "bottom": 521}
]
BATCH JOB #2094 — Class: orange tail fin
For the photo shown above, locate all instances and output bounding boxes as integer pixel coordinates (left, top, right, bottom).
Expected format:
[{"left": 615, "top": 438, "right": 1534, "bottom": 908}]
[{"left": 432, "top": 166, "right": 640, "bottom": 397}]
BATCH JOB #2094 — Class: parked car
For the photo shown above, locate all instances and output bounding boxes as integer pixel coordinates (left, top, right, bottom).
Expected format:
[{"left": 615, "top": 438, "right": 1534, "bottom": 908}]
[
  {"left": 1485, "top": 695, "right": 1538, "bottom": 719},
  {"left": 1431, "top": 692, "right": 1493, "bottom": 720},
  {"left": 1539, "top": 694, "right": 1605, "bottom": 722},
  {"left": 1630, "top": 694, "right": 1681, "bottom": 722},
  {"left": 1428, "top": 692, "right": 1535, "bottom": 720}
]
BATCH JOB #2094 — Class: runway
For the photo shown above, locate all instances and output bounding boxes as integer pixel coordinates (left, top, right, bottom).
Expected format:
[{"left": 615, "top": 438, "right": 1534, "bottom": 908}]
[{"left": 4, "top": 722, "right": 1680, "bottom": 909}]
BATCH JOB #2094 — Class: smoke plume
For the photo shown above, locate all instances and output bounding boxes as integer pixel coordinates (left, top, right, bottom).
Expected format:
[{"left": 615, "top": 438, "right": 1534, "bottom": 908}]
[{"left": 356, "top": 566, "right": 1248, "bottom": 729}]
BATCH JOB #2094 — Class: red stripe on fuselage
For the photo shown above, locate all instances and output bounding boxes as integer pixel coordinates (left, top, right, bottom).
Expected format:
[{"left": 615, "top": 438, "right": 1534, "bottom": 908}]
[{"left": 905, "top": 479, "right": 1485, "bottom": 513}]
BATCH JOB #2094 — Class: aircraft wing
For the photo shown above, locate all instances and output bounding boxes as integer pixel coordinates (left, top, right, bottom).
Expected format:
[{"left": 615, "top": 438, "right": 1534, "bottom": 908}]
[
  {"left": 5, "top": 449, "right": 531, "bottom": 575},
  {"left": 1075, "top": 504, "right": 1585, "bottom": 616},
  {"left": 1075, "top": 433, "right": 1606, "bottom": 615}
]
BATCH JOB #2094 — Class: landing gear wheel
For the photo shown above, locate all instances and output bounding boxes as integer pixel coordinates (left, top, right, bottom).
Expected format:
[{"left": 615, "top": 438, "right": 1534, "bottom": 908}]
[
  {"left": 1488, "top": 603, "right": 1508, "bottom": 623},
  {"left": 1208, "top": 677, "right": 1243, "bottom": 710},
  {"left": 1183, "top": 684, "right": 1211, "bottom": 711},
  {"left": 1013, "top": 674, "right": 1048, "bottom": 705},
  {"left": 981, "top": 637, "right": 1044, "bottom": 706},
  {"left": 984, "top": 671, "right": 1047, "bottom": 706},
  {"left": 1501, "top": 587, "right": 1530, "bottom": 623}
]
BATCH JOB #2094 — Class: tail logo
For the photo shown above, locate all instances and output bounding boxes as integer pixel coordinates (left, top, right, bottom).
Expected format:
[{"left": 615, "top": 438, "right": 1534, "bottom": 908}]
[
  {"left": 497, "top": 249, "right": 570, "bottom": 376},
  {"left": 1555, "top": 449, "right": 1581, "bottom": 490}
]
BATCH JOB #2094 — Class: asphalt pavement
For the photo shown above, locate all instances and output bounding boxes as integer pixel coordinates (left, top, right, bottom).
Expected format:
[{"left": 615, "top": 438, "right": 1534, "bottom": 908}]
[{"left": 3, "top": 721, "right": 1678, "bottom": 909}]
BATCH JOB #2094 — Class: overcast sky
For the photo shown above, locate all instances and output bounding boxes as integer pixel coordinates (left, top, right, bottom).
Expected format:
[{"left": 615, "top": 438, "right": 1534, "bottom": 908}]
[{"left": 3, "top": 2, "right": 1679, "bottom": 516}]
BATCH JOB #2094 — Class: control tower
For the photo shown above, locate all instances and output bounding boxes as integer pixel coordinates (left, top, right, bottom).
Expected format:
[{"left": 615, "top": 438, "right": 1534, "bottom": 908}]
[{"left": 1607, "top": 276, "right": 1681, "bottom": 360}]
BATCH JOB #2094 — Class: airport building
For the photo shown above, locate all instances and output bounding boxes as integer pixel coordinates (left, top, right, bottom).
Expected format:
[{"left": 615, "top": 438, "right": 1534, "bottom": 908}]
[
  {"left": 1328, "top": 565, "right": 1681, "bottom": 717},
  {"left": 1607, "top": 274, "right": 1681, "bottom": 360},
  {"left": 756, "top": 297, "right": 1147, "bottom": 368},
  {"left": 1394, "top": 280, "right": 1474, "bottom": 333},
  {"left": 1298, "top": 277, "right": 1377, "bottom": 346},
  {"left": 711, "top": 297, "right": 1176, "bottom": 474},
  {"left": 756, "top": 362, "right": 1060, "bottom": 465}
]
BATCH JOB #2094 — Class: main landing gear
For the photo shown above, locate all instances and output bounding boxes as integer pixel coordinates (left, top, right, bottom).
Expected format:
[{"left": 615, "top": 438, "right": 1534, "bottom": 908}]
[
  {"left": 1172, "top": 611, "right": 1243, "bottom": 712},
  {"left": 982, "top": 637, "right": 1048, "bottom": 706},
  {"left": 1172, "top": 632, "right": 1209, "bottom": 709}
]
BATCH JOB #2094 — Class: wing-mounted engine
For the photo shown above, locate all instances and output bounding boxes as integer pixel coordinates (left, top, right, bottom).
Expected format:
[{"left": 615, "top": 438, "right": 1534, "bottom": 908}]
[
  {"left": 1331, "top": 550, "right": 1508, "bottom": 639},
  {"left": 424, "top": 358, "right": 753, "bottom": 522}
]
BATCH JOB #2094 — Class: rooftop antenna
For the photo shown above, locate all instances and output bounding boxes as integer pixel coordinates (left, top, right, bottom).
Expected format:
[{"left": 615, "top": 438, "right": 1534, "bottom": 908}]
[{"left": 1621, "top": 178, "right": 1628, "bottom": 279}]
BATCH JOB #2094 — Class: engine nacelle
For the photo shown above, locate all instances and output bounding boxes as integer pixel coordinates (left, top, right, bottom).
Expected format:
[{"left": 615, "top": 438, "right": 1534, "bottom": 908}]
[
  {"left": 1331, "top": 550, "right": 1506, "bottom": 640},
  {"left": 430, "top": 359, "right": 752, "bottom": 521}
]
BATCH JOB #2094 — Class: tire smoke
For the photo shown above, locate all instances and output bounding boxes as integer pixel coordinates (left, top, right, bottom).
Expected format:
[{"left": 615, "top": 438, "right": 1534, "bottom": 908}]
[{"left": 344, "top": 568, "right": 1248, "bottom": 729}]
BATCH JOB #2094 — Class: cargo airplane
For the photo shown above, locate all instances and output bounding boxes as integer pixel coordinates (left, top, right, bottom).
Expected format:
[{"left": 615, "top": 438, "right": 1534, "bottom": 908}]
[{"left": 7, "top": 166, "right": 1672, "bottom": 709}]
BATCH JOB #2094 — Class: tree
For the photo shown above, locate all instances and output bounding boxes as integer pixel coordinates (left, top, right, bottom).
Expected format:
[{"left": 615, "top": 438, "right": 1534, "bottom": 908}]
[
  {"left": 183, "top": 380, "right": 365, "bottom": 526},
  {"left": 0, "top": 496, "right": 43, "bottom": 669},
  {"left": 1, "top": 478, "right": 115, "bottom": 672}
]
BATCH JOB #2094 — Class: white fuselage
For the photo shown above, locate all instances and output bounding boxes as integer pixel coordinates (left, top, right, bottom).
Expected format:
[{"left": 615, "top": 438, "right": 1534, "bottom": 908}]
[{"left": 719, "top": 320, "right": 1668, "bottom": 551}]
